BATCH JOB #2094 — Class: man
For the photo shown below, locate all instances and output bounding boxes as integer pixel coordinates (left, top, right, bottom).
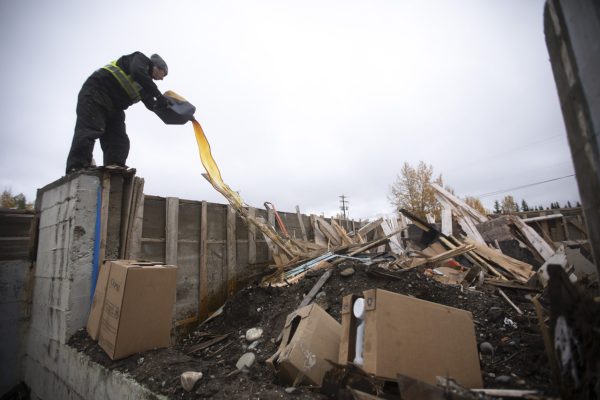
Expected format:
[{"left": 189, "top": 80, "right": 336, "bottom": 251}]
[{"left": 66, "top": 52, "right": 169, "bottom": 174}]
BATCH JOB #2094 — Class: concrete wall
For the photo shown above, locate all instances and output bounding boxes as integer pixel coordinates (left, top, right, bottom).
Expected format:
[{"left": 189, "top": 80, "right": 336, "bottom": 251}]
[
  {"left": 137, "top": 195, "right": 323, "bottom": 322},
  {"left": 24, "top": 173, "right": 101, "bottom": 399},
  {"left": 545, "top": 0, "right": 600, "bottom": 270},
  {"left": 0, "top": 209, "right": 35, "bottom": 396}
]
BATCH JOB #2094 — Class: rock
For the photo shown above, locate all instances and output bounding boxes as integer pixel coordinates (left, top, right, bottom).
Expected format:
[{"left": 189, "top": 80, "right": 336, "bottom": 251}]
[
  {"left": 245, "top": 327, "right": 263, "bottom": 342},
  {"left": 181, "top": 371, "right": 203, "bottom": 392},
  {"left": 314, "top": 292, "right": 330, "bottom": 310},
  {"left": 285, "top": 387, "right": 296, "bottom": 394},
  {"left": 495, "top": 375, "right": 512, "bottom": 384},
  {"left": 340, "top": 267, "right": 355, "bottom": 277},
  {"left": 248, "top": 340, "right": 260, "bottom": 350},
  {"left": 487, "top": 306, "right": 503, "bottom": 322},
  {"left": 236, "top": 352, "right": 256, "bottom": 370},
  {"left": 479, "top": 342, "right": 494, "bottom": 355},
  {"left": 137, "top": 357, "right": 144, "bottom": 365}
]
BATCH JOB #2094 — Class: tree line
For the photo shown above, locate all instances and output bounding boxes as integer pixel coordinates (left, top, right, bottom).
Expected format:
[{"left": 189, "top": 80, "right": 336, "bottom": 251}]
[
  {"left": 1, "top": 188, "right": 34, "bottom": 210},
  {"left": 389, "top": 161, "right": 580, "bottom": 219}
]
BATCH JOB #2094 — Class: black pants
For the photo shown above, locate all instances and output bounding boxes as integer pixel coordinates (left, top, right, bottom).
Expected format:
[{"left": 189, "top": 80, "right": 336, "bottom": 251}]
[{"left": 66, "top": 78, "right": 129, "bottom": 173}]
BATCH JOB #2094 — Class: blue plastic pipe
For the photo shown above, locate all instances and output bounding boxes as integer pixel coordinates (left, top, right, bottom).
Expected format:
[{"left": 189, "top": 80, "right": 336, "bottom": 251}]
[{"left": 90, "top": 185, "right": 102, "bottom": 304}]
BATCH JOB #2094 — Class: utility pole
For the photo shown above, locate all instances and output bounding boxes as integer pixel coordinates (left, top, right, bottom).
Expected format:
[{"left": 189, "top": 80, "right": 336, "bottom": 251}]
[{"left": 339, "top": 195, "right": 349, "bottom": 221}]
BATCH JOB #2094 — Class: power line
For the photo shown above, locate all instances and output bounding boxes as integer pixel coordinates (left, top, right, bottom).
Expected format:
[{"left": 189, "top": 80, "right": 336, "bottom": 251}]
[
  {"left": 453, "top": 134, "right": 564, "bottom": 169},
  {"left": 475, "top": 174, "right": 576, "bottom": 198}
]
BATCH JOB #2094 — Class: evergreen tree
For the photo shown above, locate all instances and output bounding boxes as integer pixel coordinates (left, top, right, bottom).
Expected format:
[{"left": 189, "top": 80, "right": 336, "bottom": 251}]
[
  {"left": 493, "top": 200, "right": 501, "bottom": 214},
  {"left": 576, "top": 201, "right": 581, "bottom": 207},
  {"left": 567, "top": 201, "right": 572, "bottom": 208},
  {"left": 521, "top": 199, "right": 529, "bottom": 211}
]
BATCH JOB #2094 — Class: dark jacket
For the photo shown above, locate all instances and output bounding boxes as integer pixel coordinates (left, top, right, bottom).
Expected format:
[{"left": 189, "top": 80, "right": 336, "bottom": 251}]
[{"left": 91, "top": 52, "right": 162, "bottom": 111}]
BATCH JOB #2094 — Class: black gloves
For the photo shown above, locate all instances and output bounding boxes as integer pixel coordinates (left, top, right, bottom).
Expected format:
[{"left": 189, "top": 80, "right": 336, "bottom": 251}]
[{"left": 154, "top": 95, "right": 170, "bottom": 110}]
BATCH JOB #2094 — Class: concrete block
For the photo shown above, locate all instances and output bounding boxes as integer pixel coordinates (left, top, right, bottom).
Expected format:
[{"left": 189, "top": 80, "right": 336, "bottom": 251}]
[
  {"left": 66, "top": 295, "right": 91, "bottom": 338},
  {"left": 24, "top": 343, "right": 167, "bottom": 400},
  {"left": 29, "top": 300, "right": 68, "bottom": 343},
  {"left": 30, "top": 276, "right": 70, "bottom": 311},
  {"left": 35, "top": 247, "right": 69, "bottom": 280}
]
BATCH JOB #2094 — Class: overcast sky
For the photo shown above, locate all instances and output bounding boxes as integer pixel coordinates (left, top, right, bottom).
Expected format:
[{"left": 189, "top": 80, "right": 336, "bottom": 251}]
[{"left": 0, "top": 0, "right": 579, "bottom": 220}]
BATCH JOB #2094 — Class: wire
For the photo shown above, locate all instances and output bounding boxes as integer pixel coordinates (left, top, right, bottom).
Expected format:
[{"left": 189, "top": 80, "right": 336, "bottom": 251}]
[
  {"left": 453, "top": 134, "right": 565, "bottom": 169},
  {"left": 475, "top": 174, "right": 576, "bottom": 198}
]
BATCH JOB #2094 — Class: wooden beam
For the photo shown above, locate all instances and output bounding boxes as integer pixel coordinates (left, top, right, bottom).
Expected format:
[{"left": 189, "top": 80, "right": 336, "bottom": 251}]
[
  {"left": 316, "top": 217, "right": 342, "bottom": 246},
  {"left": 295, "top": 205, "right": 308, "bottom": 241},
  {"left": 357, "top": 217, "right": 383, "bottom": 239},
  {"left": 522, "top": 213, "right": 563, "bottom": 222},
  {"left": 267, "top": 208, "right": 275, "bottom": 259},
  {"left": 226, "top": 205, "right": 236, "bottom": 296},
  {"left": 248, "top": 207, "right": 256, "bottom": 264},
  {"left": 465, "top": 238, "right": 534, "bottom": 282},
  {"left": 165, "top": 197, "right": 179, "bottom": 266},
  {"left": 441, "top": 207, "right": 452, "bottom": 236},
  {"left": 118, "top": 175, "right": 135, "bottom": 258},
  {"left": 124, "top": 178, "right": 145, "bottom": 259},
  {"left": 311, "top": 215, "right": 328, "bottom": 247},
  {"left": 199, "top": 201, "right": 208, "bottom": 319},
  {"left": 511, "top": 216, "right": 555, "bottom": 260},
  {"left": 98, "top": 172, "right": 111, "bottom": 266}
]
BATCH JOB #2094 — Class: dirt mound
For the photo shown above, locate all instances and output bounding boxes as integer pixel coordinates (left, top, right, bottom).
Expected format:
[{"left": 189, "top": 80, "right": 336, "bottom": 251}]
[{"left": 69, "top": 260, "right": 558, "bottom": 399}]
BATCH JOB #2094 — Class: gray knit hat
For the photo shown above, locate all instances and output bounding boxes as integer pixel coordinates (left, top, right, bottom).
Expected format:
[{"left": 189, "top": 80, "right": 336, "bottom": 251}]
[{"left": 150, "top": 54, "right": 168, "bottom": 75}]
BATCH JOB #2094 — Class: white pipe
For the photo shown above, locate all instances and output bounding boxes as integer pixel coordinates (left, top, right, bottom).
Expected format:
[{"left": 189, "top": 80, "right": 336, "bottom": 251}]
[{"left": 353, "top": 298, "right": 365, "bottom": 366}]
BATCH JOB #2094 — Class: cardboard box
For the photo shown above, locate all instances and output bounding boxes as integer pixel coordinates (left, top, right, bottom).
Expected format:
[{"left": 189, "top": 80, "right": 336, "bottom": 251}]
[
  {"left": 339, "top": 289, "right": 483, "bottom": 388},
  {"left": 97, "top": 260, "right": 178, "bottom": 360},
  {"left": 87, "top": 260, "right": 113, "bottom": 340},
  {"left": 267, "top": 303, "right": 341, "bottom": 386}
]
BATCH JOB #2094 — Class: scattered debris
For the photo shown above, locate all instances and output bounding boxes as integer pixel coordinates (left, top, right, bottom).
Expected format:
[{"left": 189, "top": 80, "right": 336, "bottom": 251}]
[
  {"left": 70, "top": 198, "right": 599, "bottom": 399},
  {"left": 180, "top": 371, "right": 203, "bottom": 392},
  {"left": 235, "top": 352, "right": 256, "bottom": 370},
  {"left": 245, "top": 328, "right": 263, "bottom": 342}
]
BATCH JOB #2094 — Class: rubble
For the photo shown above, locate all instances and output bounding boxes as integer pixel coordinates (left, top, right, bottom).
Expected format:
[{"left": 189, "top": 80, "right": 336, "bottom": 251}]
[{"left": 68, "top": 199, "right": 599, "bottom": 399}]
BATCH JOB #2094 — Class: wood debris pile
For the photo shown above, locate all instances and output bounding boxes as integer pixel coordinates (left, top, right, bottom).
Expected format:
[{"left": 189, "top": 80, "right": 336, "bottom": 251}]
[{"left": 257, "top": 182, "right": 582, "bottom": 292}]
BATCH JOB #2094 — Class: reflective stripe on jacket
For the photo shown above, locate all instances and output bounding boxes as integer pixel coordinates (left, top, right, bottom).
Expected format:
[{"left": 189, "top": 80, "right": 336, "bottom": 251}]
[{"left": 101, "top": 61, "right": 142, "bottom": 103}]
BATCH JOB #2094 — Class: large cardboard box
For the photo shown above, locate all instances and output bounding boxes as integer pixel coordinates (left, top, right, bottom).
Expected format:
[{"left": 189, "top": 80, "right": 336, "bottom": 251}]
[
  {"left": 97, "top": 260, "right": 178, "bottom": 360},
  {"left": 87, "top": 260, "right": 113, "bottom": 340},
  {"left": 267, "top": 303, "right": 341, "bottom": 386},
  {"left": 339, "top": 289, "right": 483, "bottom": 388}
]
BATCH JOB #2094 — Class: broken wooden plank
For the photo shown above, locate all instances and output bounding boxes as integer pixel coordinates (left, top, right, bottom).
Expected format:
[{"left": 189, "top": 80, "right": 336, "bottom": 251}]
[
  {"left": 483, "top": 278, "right": 539, "bottom": 291},
  {"left": 299, "top": 269, "right": 333, "bottom": 308},
  {"left": 165, "top": 197, "right": 179, "bottom": 266},
  {"left": 441, "top": 207, "right": 452, "bottom": 236},
  {"left": 124, "top": 177, "right": 145, "bottom": 259},
  {"left": 331, "top": 219, "right": 353, "bottom": 245},
  {"left": 248, "top": 207, "right": 256, "bottom": 264},
  {"left": 380, "top": 217, "right": 404, "bottom": 255},
  {"left": 430, "top": 183, "right": 489, "bottom": 223},
  {"left": 510, "top": 216, "right": 555, "bottom": 260},
  {"left": 465, "top": 238, "right": 534, "bottom": 282},
  {"left": 357, "top": 217, "right": 383, "bottom": 240},
  {"left": 226, "top": 205, "right": 236, "bottom": 296},
  {"left": 295, "top": 205, "right": 308, "bottom": 241},
  {"left": 522, "top": 213, "right": 563, "bottom": 223},
  {"left": 409, "top": 243, "right": 475, "bottom": 268},
  {"left": 497, "top": 288, "right": 524, "bottom": 315},
  {"left": 199, "top": 201, "right": 208, "bottom": 319},
  {"left": 187, "top": 333, "right": 231, "bottom": 354},
  {"left": 311, "top": 215, "right": 328, "bottom": 247},
  {"left": 316, "top": 217, "right": 342, "bottom": 246},
  {"left": 469, "top": 389, "right": 540, "bottom": 398}
]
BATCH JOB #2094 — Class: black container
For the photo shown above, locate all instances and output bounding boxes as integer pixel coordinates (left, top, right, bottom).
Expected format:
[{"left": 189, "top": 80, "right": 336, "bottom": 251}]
[{"left": 154, "top": 91, "right": 196, "bottom": 125}]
